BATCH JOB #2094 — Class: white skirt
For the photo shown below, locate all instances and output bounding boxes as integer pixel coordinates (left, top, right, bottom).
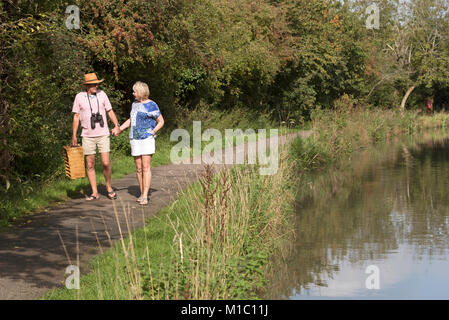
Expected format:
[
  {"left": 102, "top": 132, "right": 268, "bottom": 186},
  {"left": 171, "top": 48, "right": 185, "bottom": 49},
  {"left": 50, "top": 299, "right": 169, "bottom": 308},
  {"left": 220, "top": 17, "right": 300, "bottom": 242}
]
[{"left": 130, "top": 137, "right": 155, "bottom": 156}]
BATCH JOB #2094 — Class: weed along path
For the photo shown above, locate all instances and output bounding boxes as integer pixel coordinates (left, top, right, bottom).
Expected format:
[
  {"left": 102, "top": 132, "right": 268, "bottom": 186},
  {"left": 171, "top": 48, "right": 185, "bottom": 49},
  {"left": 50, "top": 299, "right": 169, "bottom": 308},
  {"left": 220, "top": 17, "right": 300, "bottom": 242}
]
[{"left": 0, "top": 131, "right": 311, "bottom": 299}]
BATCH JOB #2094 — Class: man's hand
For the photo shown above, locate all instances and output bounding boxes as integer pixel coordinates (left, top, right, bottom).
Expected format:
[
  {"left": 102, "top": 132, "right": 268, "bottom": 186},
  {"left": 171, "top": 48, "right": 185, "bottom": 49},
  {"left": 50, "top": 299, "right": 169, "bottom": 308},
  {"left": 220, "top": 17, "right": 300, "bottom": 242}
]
[
  {"left": 72, "top": 113, "right": 80, "bottom": 147},
  {"left": 71, "top": 136, "right": 78, "bottom": 147},
  {"left": 112, "top": 126, "right": 121, "bottom": 136}
]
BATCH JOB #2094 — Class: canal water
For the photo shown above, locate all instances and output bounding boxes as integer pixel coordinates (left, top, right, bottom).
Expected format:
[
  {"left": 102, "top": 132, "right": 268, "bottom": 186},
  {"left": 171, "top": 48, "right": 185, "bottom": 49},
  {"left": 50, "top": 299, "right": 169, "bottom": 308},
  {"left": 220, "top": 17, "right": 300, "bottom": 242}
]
[{"left": 269, "top": 132, "right": 449, "bottom": 299}]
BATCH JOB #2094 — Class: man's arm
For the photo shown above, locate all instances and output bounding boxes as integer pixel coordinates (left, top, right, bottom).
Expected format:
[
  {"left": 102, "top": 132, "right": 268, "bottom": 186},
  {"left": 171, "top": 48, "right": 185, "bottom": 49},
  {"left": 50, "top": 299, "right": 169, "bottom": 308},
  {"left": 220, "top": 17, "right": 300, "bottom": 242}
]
[
  {"left": 72, "top": 113, "right": 80, "bottom": 146},
  {"left": 107, "top": 109, "right": 121, "bottom": 135}
]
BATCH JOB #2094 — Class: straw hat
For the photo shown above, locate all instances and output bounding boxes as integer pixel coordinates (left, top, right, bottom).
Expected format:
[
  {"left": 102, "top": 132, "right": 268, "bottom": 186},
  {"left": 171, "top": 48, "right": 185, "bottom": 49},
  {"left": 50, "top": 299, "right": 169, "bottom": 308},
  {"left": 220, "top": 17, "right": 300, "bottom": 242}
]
[{"left": 83, "top": 73, "right": 104, "bottom": 85}]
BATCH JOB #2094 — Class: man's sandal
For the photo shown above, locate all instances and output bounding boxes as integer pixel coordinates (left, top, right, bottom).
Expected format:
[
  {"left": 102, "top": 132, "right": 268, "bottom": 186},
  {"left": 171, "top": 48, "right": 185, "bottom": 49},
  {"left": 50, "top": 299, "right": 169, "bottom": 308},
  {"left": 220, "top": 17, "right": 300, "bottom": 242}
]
[
  {"left": 107, "top": 191, "right": 117, "bottom": 200},
  {"left": 86, "top": 194, "right": 99, "bottom": 201}
]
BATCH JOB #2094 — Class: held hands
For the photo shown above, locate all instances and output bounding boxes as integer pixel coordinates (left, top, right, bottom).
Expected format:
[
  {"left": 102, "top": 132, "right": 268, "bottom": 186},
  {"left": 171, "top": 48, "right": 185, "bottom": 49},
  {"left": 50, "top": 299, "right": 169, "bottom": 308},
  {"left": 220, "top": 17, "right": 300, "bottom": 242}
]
[
  {"left": 112, "top": 126, "right": 121, "bottom": 137},
  {"left": 111, "top": 125, "right": 154, "bottom": 137}
]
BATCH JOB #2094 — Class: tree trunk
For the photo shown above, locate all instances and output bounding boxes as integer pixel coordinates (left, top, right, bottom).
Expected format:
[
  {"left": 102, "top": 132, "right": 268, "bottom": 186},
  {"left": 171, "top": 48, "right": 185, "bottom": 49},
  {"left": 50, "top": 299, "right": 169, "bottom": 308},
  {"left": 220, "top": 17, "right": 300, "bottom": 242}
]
[{"left": 400, "top": 85, "right": 416, "bottom": 112}]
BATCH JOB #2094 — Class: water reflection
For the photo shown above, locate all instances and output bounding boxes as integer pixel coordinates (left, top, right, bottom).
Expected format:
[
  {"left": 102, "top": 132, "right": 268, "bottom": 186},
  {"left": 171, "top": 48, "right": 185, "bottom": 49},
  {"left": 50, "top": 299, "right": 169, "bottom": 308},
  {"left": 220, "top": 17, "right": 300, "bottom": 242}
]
[{"left": 267, "top": 132, "right": 449, "bottom": 300}]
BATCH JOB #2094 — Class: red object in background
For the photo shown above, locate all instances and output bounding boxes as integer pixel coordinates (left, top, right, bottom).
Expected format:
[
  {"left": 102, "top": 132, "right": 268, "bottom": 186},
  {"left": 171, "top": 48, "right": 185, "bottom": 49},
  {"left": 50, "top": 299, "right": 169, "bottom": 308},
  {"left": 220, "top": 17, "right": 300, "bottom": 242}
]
[{"left": 427, "top": 99, "right": 433, "bottom": 115}]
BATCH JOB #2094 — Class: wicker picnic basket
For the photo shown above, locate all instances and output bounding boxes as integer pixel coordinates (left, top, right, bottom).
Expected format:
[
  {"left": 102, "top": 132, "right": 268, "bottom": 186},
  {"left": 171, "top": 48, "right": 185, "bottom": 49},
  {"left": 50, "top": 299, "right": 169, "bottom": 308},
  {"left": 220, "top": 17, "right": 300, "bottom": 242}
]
[{"left": 63, "top": 145, "right": 85, "bottom": 179}]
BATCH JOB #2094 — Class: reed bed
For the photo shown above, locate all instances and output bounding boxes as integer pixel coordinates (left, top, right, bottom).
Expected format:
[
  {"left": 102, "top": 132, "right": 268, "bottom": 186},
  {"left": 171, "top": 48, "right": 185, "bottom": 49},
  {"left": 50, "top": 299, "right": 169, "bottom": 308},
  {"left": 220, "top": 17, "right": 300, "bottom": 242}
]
[{"left": 416, "top": 112, "right": 449, "bottom": 130}]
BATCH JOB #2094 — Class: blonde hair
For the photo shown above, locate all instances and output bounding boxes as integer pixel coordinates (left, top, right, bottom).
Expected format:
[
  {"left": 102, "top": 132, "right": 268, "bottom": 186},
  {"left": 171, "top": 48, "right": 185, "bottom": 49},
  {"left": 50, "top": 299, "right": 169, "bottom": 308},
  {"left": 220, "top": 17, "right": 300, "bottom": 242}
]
[{"left": 133, "top": 81, "right": 150, "bottom": 101}]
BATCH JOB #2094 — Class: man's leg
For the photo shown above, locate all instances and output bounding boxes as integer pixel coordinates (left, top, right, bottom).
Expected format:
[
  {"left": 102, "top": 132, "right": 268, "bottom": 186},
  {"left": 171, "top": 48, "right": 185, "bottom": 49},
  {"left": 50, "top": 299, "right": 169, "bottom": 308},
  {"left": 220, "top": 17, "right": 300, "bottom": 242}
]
[
  {"left": 85, "top": 154, "right": 98, "bottom": 198},
  {"left": 98, "top": 136, "right": 115, "bottom": 197},
  {"left": 100, "top": 152, "right": 113, "bottom": 194}
]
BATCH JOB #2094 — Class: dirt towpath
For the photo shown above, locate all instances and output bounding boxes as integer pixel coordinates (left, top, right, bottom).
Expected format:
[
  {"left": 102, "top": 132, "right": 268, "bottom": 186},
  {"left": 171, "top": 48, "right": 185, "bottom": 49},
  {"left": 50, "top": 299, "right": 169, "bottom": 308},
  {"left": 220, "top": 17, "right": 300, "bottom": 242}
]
[{"left": 0, "top": 131, "right": 311, "bottom": 299}]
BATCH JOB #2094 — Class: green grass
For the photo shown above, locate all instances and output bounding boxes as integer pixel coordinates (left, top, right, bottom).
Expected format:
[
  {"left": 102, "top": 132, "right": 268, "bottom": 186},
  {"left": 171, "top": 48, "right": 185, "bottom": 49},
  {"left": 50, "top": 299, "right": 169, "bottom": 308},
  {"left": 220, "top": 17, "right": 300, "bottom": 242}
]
[
  {"left": 43, "top": 203, "right": 174, "bottom": 300},
  {"left": 43, "top": 144, "right": 296, "bottom": 300}
]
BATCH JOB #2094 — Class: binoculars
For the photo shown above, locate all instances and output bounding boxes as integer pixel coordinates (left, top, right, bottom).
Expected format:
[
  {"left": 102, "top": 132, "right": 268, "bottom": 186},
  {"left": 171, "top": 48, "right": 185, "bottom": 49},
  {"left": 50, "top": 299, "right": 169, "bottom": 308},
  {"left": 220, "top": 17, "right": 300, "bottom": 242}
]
[{"left": 91, "top": 112, "right": 104, "bottom": 129}]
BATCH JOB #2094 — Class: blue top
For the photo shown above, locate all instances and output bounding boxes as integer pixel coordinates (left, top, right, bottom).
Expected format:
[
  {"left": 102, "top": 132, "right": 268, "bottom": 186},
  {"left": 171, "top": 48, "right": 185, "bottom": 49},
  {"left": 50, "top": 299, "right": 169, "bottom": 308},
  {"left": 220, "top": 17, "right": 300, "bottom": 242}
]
[{"left": 129, "top": 100, "right": 161, "bottom": 140}]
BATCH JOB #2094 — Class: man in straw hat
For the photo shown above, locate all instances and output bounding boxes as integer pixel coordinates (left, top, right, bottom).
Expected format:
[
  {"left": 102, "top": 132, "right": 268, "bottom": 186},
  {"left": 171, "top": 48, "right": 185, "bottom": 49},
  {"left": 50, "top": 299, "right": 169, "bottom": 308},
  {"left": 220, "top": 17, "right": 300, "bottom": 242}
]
[{"left": 71, "top": 72, "right": 121, "bottom": 200}]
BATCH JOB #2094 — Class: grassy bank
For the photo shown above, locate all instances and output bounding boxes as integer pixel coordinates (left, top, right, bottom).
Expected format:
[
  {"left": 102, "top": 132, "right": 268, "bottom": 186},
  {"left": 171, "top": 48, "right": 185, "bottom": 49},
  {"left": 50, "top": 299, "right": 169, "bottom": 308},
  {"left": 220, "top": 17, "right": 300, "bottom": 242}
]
[
  {"left": 43, "top": 142, "right": 296, "bottom": 300},
  {"left": 416, "top": 112, "right": 449, "bottom": 130},
  {"left": 289, "top": 109, "right": 449, "bottom": 176},
  {"left": 289, "top": 108, "right": 418, "bottom": 172},
  {"left": 0, "top": 107, "right": 296, "bottom": 229}
]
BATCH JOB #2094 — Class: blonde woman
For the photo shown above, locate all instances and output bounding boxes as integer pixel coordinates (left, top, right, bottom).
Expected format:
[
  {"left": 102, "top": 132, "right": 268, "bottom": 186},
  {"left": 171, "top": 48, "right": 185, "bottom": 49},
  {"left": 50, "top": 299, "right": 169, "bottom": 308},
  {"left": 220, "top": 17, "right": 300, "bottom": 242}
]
[{"left": 115, "top": 82, "right": 164, "bottom": 205}]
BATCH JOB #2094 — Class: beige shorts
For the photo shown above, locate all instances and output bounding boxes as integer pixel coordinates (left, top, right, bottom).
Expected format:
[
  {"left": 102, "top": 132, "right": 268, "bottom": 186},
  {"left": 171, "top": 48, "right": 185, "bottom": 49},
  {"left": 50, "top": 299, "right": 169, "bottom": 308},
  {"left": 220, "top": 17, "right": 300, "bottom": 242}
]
[{"left": 82, "top": 136, "right": 110, "bottom": 155}]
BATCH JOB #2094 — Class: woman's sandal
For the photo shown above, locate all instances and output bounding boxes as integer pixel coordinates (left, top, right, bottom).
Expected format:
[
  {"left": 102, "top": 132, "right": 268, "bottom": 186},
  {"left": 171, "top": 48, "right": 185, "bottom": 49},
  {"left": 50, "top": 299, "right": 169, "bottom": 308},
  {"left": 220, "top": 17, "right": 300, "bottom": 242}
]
[
  {"left": 138, "top": 197, "right": 148, "bottom": 205},
  {"left": 137, "top": 193, "right": 151, "bottom": 203},
  {"left": 86, "top": 194, "right": 99, "bottom": 201}
]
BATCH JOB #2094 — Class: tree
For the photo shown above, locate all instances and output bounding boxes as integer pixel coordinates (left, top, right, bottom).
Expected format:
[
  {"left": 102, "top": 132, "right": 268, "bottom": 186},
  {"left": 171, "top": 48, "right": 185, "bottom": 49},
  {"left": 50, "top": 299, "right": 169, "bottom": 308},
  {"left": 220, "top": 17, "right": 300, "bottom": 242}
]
[
  {"left": 268, "top": 0, "right": 369, "bottom": 121},
  {"left": 368, "top": 0, "right": 449, "bottom": 110}
]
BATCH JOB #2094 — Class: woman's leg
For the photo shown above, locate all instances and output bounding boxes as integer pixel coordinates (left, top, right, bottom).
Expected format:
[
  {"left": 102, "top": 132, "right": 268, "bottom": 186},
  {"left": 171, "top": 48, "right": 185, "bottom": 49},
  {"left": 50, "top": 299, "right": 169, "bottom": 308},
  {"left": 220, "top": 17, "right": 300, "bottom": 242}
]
[
  {"left": 141, "top": 154, "right": 152, "bottom": 199},
  {"left": 134, "top": 156, "right": 143, "bottom": 197}
]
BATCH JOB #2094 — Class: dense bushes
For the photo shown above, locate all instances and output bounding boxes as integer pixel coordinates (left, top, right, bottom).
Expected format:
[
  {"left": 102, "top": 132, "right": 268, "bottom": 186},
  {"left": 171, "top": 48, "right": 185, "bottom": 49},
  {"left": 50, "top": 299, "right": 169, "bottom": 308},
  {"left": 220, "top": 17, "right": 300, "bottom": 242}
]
[
  {"left": 1, "top": 0, "right": 294, "bottom": 183},
  {"left": 3, "top": 0, "right": 447, "bottom": 190}
]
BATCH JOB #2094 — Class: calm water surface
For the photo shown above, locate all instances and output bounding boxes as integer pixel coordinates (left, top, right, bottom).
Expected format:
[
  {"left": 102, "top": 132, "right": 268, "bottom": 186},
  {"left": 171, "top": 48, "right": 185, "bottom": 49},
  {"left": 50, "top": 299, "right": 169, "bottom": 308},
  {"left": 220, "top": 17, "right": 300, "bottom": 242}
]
[{"left": 271, "top": 134, "right": 449, "bottom": 299}]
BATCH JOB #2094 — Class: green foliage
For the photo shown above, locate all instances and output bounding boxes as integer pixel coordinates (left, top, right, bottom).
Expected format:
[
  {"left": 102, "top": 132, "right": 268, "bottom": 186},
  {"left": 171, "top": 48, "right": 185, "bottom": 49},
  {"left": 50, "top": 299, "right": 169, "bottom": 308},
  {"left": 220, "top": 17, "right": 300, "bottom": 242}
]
[
  {"left": 5, "top": 0, "right": 449, "bottom": 199},
  {"left": 355, "top": 0, "right": 449, "bottom": 110},
  {"left": 109, "top": 130, "right": 131, "bottom": 155},
  {"left": 227, "top": 251, "right": 268, "bottom": 299},
  {"left": 289, "top": 135, "right": 331, "bottom": 171},
  {"left": 268, "top": 0, "right": 369, "bottom": 121},
  {"left": 3, "top": 9, "right": 89, "bottom": 178}
]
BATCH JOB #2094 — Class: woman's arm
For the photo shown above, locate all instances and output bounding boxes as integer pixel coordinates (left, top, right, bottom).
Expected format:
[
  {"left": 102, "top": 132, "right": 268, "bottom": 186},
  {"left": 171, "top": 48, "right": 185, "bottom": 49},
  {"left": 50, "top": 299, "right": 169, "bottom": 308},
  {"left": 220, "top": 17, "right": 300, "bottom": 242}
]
[
  {"left": 152, "top": 114, "right": 164, "bottom": 135},
  {"left": 120, "top": 118, "right": 131, "bottom": 132}
]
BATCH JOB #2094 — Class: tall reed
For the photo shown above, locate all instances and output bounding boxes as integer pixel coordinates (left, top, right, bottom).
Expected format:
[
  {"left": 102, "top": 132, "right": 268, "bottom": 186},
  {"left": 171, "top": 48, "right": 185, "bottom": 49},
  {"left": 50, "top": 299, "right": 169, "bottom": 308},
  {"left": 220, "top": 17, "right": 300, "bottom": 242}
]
[{"left": 137, "top": 143, "right": 296, "bottom": 299}]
